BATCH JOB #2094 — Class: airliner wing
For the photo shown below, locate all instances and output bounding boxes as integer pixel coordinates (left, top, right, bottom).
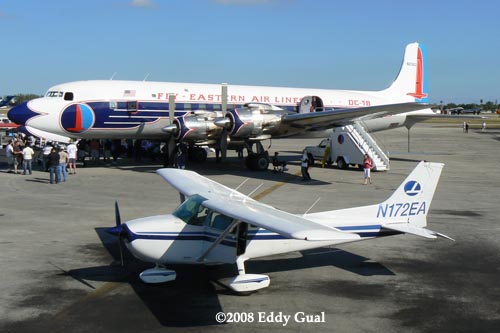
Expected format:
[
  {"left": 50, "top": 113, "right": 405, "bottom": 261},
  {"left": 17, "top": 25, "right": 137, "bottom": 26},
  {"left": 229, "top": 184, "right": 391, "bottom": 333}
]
[
  {"left": 157, "top": 168, "right": 359, "bottom": 241},
  {"left": 283, "top": 102, "right": 430, "bottom": 129}
]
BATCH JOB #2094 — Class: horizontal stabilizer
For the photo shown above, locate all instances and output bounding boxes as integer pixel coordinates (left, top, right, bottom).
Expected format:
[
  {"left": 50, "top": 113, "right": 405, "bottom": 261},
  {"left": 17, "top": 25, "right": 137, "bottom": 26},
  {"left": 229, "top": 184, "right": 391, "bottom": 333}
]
[{"left": 382, "top": 223, "right": 454, "bottom": 241}]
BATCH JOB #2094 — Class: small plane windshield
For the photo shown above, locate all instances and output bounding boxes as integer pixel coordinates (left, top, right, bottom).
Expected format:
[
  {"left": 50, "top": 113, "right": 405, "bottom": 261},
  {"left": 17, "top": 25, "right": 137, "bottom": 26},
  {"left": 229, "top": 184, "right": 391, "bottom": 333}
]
[{"left": 173, "top": 194, "right": 209, "bottom": 226}]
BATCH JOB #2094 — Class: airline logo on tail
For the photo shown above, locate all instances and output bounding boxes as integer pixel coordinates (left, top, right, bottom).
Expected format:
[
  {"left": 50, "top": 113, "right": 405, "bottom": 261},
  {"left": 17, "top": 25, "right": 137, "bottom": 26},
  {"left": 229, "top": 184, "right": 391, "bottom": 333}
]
[
  {"left": 61, "top": 103, "right": 95, "bottom": 133},
  {"left": 404, "top": 181, "right": 422, "bottom": 196},
  {"left": 407, "top": 45, "right": 428, "bottom": 102}
]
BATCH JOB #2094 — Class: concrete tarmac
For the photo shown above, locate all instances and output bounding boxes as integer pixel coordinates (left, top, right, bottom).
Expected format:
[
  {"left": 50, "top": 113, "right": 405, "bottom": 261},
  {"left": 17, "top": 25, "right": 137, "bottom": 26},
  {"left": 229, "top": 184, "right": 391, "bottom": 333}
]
[{"left": 1, "top": 123, "right": 499, "bottom": 332}]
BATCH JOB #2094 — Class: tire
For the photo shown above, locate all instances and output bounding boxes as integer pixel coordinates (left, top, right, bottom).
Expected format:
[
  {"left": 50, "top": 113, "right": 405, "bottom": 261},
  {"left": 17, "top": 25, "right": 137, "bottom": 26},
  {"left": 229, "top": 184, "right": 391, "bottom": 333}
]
[
  {"left": 337, "top": 157, "right": 348, "bottom": 170},
  {"left": 246, "top": 153, "right": 269, "bottom": 171},
  {"left": 254, "top": 154, "right": 269, "bottom": 171},
  {"left": 188, "top": 147, "right": 207, "bottom": 163}
]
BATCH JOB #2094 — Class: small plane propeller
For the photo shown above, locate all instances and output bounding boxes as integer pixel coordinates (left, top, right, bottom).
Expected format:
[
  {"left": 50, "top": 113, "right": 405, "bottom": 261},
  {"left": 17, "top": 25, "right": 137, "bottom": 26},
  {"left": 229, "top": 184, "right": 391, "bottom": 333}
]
[{"left": 106, "top": 201, "right": 126, "bottom": 266}]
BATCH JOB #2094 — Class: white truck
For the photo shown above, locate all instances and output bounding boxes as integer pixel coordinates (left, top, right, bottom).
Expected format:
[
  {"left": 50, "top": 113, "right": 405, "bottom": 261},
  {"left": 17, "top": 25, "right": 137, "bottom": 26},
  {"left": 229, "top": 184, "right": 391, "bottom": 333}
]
[{"left": 304, "top": 124, "right": 390, "bottom": 171}]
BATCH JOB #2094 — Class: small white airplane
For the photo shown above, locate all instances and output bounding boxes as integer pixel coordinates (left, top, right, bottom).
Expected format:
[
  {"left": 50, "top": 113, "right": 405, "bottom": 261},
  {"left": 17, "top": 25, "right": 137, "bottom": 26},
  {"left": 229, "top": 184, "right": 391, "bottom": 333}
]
[
  {"left": 8, "top": 42, "right": 434, "bottom": 169},
  {"left": 108, "top": 161, "right": 453, "bottom": 293}
]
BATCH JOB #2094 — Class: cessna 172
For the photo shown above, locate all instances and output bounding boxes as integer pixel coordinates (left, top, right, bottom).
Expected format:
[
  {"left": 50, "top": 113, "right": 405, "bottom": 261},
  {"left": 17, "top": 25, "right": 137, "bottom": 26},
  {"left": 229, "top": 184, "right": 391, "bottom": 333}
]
[
  {"left": 108, "top": 161, "right": 453, "bottom": 293},
  {"left": 8, "top": 42, "right": 432, "bottom": 170}
]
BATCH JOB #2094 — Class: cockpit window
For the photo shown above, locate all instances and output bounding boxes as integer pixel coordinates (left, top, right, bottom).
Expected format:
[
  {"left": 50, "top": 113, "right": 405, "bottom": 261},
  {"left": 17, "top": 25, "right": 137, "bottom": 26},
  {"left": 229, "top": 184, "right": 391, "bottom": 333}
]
[
  {"left": 64, "top": 92, "right": 74, "bottom": 101},
  {"left": 46, "top": 91, "right": 63, "bottom": 97},
  {"left": 172, "top": 194, "right": 209, "bottom": 226}
]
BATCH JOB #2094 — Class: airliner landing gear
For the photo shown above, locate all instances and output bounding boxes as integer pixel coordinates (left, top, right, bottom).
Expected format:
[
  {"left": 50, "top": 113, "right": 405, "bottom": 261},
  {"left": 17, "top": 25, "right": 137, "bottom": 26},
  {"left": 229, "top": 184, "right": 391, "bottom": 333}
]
[
  {"left": 245, "top": 141, "right": 269, "bottom": 171},
  {"left": 227, "top": 257, "right": 270, "bottom": 293}
]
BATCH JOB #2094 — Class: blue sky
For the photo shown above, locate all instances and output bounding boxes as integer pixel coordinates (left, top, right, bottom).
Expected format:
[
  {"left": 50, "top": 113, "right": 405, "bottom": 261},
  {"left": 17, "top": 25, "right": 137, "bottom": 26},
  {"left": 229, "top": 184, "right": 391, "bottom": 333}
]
[{"left": 1, "top": 0, "right": 499, "bottom": 104}]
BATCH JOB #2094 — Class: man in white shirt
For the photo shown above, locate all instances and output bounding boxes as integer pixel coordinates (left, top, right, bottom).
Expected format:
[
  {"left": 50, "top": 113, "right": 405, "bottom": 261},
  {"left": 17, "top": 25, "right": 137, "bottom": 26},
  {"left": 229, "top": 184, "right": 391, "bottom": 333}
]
[
  {"left": 66, "top": 140, "right": 78, "bottom": 175},
  {"left": 22, "top": 144, "right": 35, "bottom": 175},
  {"left": 6, "top": 140, "right": 14, "bottom": 173}
]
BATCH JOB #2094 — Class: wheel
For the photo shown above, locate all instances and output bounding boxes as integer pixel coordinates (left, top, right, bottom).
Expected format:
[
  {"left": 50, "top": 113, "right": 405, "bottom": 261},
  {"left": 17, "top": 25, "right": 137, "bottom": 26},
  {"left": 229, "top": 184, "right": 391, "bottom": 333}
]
[
  {"left": 254, "top": 155, "right": 269, "bottom": 171},
  {"left": 245, "top": 153, "right": 269, "bottom": 171},
  {"left": 337, "top": 157, "right": 348, "bottom": 169},
  {"left": 188, "top": 147, "right": 207, "bottom": 163}
]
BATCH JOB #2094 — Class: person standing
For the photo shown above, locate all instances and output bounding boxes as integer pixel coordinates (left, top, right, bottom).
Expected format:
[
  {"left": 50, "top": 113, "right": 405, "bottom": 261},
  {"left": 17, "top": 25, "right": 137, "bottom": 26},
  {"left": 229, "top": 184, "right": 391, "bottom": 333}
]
[
  {"left": 42, "top": 142, "right": 53, "bottom": 171},
  {"left": 13, "top": 140, "right": 23, "bottom": 174},
  {"left": 301, "top": 150, "right": 311, "bottom": 181},
  {"left": 5, "top": 140, "right": 14, "bottom": 173},
  {"left": 363, "top": 153, "right": 373, "bottom": 185},
  {"left": 22, "top": 144, "right": 35, "bottom": 175},
  {"left": 66, "top": 140, "right": 78, "bottom": 174},
  {"left": 58, "top": 146, "right": 69, "bottom": 182},
  {"left": 47, "top": 147, "right": 60, "bottom": 184}
]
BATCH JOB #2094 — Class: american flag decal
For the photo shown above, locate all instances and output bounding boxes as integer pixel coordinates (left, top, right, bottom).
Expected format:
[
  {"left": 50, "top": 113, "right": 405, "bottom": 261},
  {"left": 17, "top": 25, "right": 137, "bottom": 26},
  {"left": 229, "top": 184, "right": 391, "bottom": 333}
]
[{"left": 124, "top": 90, "right": 136, "bottom": 97}]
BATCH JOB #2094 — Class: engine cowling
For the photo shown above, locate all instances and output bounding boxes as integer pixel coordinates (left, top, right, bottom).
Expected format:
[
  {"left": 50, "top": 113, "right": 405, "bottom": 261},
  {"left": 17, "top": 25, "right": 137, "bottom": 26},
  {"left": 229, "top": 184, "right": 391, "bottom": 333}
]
[
  {"left": 172, "top": 112, "right": 221, "bottom": 142},
  {"left": 226, "top": 107, "right": 283, "bottom": 139}
]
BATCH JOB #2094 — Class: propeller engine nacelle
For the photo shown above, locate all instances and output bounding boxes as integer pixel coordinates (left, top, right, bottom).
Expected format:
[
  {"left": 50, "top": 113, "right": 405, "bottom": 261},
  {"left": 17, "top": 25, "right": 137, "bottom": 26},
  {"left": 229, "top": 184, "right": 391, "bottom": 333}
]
[
  {"left": 225, "top": 106, "right": 283, "bottom": 139},
  {"left": 165, "top": 112, "right": 222, "bottom": 142}
]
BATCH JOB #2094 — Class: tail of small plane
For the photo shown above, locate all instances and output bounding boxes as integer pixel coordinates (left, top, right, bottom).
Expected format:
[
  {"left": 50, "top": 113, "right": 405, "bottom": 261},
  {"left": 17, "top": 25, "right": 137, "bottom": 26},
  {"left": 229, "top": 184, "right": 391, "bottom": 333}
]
[
  {"left": 381, "top": 42, "right": 428, "bottom": 103},
  {"left": 376, "top": 161, "right": 442, "bottom": 228},
  {"left": 306, "top": 161, "right": 453, "bottom": 240}
]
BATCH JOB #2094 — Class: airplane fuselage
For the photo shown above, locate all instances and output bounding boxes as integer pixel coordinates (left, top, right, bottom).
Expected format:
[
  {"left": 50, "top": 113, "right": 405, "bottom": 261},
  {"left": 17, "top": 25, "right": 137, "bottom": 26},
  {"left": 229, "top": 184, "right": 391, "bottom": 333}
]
[{"left": 11, "top": 80, "right": 412, "bottom": 140}]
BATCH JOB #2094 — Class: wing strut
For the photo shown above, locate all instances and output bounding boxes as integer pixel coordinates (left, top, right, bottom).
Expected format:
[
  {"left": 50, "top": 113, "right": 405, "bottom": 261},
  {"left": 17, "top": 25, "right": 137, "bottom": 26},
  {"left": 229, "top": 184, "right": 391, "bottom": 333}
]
[{"left": 197, "top": 220, "right": 241, "bottom": 262}]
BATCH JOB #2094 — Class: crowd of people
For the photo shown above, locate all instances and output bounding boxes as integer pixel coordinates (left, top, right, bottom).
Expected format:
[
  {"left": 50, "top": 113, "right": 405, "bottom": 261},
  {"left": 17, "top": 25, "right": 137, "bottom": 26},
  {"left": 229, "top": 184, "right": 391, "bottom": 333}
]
[
  {"left": 5, "top": 135, "right": 77, "bottom": 184},
  {"left": 5, "top": 134, "right": 377, "bottom": 184},
  {"left": 4, "top": 136, "right": 190, "bottom": 183}
]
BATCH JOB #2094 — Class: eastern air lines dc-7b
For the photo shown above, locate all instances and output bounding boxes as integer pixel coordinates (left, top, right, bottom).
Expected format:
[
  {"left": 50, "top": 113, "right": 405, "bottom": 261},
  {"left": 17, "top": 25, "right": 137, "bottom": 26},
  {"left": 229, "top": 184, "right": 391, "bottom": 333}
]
[{"left": 8, "top": 42, "right": 438, "bottom": 170}]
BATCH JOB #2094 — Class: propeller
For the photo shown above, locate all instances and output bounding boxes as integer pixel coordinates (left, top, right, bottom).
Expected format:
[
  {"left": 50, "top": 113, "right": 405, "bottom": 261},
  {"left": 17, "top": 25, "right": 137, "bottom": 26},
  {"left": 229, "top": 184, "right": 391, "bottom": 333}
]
[
  {"left": 162, "top": 93, "right": 178, "bottom": 166},
  {"left": 106, "top": 201, "right": 125, "bottom": 267},
  {"left": 214, "top": 117, "right": 231, "bottom": 161},
  {"left": 115, "top": 201, "right": 124, "bottom": 267}
]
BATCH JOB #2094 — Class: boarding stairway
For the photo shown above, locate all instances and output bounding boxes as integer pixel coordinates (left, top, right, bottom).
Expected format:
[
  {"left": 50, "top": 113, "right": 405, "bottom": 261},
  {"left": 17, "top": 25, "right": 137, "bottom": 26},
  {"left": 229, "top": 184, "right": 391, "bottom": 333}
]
[{"left": 345, "top": 122, "right": 390, "bottom": 171}]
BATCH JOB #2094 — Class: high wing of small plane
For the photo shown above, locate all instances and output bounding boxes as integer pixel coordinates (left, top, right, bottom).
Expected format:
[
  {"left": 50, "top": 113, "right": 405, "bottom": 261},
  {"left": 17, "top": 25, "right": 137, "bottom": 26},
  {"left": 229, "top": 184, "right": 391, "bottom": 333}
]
[
  {"left": 107, "top": 161, "right": 453, "bottom": 293},
  {"left": 8, "top": 42, "right": 432, "bottom": 169},
  {"left": 157, "top": 168, "right": 360, "bottom": 242}
]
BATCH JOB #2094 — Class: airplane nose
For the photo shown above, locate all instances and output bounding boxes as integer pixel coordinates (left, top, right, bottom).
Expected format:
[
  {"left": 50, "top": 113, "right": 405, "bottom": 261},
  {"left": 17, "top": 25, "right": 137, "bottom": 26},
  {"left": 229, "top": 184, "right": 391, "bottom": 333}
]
[{"left": 7, "top": 101, "right": 39, "bottom": 125}]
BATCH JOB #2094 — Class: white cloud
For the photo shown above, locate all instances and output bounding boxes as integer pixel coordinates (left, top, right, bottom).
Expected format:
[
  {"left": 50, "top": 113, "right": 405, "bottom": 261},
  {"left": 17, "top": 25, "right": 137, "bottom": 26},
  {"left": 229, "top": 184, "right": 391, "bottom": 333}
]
[{"left": 130, "top": 0, "right": 156, "bottom": 8}]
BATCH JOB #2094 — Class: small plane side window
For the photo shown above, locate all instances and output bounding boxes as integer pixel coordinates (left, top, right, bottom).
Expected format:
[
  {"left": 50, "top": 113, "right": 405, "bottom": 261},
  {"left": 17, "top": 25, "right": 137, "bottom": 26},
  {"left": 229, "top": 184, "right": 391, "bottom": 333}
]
[
  {"left": 208, "top": 212, "right": 234, "bottom": 232},
  {"left": 64, "top": 92, "right": 74, "bottom": 101}
]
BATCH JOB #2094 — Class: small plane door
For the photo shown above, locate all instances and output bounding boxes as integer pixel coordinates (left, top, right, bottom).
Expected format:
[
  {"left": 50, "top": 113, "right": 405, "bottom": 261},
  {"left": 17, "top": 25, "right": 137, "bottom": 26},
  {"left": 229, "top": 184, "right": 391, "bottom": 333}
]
[{"left": 202, "top": 211, "right": 238, "bottom": 263}]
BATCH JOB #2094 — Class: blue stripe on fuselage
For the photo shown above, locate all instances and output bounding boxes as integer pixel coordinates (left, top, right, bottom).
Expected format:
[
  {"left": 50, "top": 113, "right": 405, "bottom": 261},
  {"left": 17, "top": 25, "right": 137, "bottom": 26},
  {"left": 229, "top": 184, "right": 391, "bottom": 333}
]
[{"left": 127, "top": 224, "right": 400, "bottom": 245}]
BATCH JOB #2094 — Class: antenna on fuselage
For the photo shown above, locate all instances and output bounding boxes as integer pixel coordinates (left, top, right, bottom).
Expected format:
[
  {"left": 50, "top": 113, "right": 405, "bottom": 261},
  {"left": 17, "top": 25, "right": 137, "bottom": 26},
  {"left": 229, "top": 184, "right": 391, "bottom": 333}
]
[
  {"left": 303, "top": 197, "right": 321, "bottom": 216},
  {"left": 110, "top": 72, "right": 117, "bottom": 80}
]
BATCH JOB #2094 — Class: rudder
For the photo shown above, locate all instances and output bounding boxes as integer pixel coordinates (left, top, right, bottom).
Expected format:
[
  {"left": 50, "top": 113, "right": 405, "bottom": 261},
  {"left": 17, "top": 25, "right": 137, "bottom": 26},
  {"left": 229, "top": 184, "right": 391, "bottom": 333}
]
[
  {"left": 382, "top": 42, "right": 429, "bottom": 103},
  {"left": 376, "top": 161, "right": 444, "bottom": 227}
]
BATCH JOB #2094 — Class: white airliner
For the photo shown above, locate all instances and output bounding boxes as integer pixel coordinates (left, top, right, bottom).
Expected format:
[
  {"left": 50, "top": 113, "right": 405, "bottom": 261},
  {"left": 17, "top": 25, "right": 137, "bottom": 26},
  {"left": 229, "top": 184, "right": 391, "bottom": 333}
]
[
  {"left": 108, "top": 161, "right": 453, "bottom": 293},
  {"left": 8, "top": 42, "right": 434, "bottom": 169}
]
